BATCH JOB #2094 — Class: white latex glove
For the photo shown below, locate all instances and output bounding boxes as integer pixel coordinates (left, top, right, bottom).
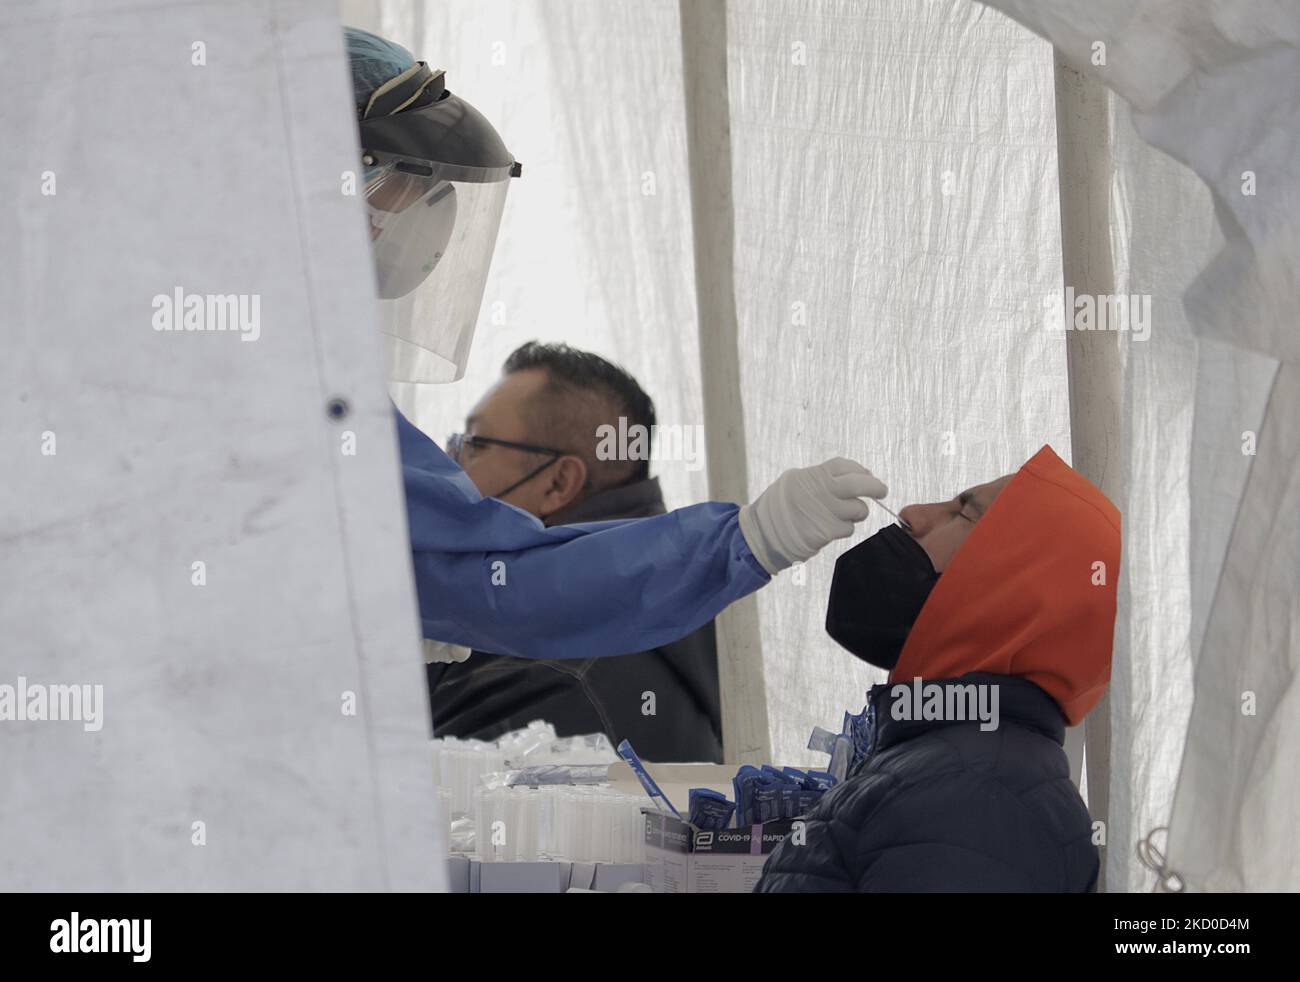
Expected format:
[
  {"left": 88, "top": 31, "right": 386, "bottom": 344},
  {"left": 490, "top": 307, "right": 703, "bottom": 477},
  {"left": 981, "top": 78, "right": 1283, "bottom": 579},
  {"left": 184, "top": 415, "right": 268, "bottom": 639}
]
[
  {"left": 738, "top": 458, "right": 888, "bottom": 575},
  {"left": 424, "top": 639, "right": 472, "bottom": 664}
]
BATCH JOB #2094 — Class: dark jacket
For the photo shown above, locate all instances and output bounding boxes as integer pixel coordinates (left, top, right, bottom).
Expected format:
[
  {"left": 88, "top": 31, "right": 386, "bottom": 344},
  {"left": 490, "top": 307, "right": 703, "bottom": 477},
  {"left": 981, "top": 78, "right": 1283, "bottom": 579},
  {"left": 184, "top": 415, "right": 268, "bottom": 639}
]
[
  {"left": 426, "top": 477, "right": 723, "bottom": 762},
  {"left": 755, "top": 673, "right": 1099, "bottom": 892}
]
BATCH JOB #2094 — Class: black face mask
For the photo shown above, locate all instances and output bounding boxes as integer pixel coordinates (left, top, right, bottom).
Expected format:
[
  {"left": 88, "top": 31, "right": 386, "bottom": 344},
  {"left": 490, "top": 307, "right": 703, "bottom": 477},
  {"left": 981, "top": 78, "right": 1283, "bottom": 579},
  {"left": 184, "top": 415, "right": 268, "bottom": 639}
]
[{"left": 825, "top": 524, "right": 940, "bottom": 670}]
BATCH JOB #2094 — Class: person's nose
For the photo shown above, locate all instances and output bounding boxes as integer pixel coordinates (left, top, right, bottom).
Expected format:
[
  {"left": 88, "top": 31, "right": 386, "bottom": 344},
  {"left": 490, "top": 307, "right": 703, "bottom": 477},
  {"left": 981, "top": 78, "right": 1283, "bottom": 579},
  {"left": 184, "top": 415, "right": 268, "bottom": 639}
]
[{"left": 899, "top": 501, "right": 941, "bottom": 537}]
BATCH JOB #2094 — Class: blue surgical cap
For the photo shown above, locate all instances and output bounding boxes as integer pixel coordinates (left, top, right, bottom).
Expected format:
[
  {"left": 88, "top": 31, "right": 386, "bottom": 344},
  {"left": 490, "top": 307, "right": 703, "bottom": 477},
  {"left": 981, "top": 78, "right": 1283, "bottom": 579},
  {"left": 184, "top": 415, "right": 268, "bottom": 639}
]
[{"left": 345, "top": 26, "right": 417, "bottom": 109}]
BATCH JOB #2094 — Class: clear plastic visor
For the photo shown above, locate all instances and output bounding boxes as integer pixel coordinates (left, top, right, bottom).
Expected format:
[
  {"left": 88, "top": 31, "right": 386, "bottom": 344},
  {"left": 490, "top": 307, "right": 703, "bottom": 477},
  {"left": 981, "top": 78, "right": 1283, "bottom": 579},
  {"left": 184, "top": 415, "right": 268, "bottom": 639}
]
[{"left": 365, "top": 161, "right": 510, "bottom": 383}]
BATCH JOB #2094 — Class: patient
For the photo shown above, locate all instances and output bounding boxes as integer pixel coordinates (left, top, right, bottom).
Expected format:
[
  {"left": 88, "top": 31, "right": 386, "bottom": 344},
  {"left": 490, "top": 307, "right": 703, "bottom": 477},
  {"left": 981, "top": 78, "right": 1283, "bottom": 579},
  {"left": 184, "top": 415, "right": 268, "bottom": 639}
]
[
  {"left": 427, "top": 342, "right": 723, "bottom": 762},
  {"left": 756, "top": 446, "right": 1119, "bottom": 892}
]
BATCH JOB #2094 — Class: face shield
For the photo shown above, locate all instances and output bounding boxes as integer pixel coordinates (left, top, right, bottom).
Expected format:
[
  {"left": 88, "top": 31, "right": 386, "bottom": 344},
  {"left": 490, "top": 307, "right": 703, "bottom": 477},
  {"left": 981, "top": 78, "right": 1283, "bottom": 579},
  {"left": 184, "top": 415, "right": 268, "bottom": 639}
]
[{"left": 358, "top": 62, "right": 519, "bottom": 383}]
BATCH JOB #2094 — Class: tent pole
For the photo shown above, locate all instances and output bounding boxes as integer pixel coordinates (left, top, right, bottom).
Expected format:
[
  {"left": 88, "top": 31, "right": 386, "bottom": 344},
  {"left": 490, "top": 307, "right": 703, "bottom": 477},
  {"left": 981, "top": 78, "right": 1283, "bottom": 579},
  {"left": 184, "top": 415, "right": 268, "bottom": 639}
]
[
  {"left": 678, "top": 0, "right": 771, "bottom": 764},
  {"left": 1053, "top": 53, "right": 1122, "bottom": 891}
]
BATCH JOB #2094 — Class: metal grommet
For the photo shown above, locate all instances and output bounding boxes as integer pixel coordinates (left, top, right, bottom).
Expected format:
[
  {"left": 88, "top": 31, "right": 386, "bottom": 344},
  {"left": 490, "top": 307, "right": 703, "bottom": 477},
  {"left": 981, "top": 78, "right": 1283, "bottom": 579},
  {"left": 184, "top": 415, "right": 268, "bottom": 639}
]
[
  {"left": 1136, "top": 825, "right": 1187, "bottom": 893},
  {"left": 326, "top": 397, "right": 350, "bottom": 421}
]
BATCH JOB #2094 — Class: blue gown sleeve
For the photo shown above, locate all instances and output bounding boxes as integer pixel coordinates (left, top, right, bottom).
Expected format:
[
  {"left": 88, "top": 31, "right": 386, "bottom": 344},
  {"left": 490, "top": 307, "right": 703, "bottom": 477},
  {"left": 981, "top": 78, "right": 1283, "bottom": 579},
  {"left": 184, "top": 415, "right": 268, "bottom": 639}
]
[{"left": 395, "top": 406, "right": 770, "bottom": 660}]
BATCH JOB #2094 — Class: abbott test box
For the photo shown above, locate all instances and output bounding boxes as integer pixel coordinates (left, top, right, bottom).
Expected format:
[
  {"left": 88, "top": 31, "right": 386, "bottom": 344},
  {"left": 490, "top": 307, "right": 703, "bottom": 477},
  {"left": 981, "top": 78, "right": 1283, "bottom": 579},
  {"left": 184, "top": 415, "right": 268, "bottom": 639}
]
[{"left": 641, "top": 810, "right": 794, "bottom": 893}]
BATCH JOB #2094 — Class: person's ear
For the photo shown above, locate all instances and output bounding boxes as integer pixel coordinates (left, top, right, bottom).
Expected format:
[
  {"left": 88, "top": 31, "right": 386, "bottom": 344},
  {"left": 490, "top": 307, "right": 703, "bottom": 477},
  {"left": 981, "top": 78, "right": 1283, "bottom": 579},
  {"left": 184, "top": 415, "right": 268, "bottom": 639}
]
[{"left": 538, "top": 456, "right": 589, "bottom": 518}]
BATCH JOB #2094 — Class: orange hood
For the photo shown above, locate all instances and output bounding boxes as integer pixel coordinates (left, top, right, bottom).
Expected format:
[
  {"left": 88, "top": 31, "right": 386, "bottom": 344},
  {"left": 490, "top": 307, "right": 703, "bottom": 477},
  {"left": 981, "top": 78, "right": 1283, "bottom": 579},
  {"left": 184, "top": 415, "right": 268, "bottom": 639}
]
[{"left": 889, "top": 446, "right": 1121, "bottom": 726}]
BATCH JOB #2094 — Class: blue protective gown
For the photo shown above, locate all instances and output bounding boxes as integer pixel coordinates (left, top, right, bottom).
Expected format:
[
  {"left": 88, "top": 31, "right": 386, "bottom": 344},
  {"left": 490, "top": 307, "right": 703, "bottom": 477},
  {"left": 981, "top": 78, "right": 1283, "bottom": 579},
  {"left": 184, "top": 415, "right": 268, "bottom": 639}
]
[{"left": 396, "top": 408, "right": 770, "bottom": 661}]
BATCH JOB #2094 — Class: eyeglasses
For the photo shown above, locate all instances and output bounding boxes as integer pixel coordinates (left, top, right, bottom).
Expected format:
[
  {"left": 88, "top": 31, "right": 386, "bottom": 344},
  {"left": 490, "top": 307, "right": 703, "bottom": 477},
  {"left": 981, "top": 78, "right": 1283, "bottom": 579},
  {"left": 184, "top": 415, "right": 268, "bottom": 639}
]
[
  {"left": 446, "top": 433, "right": 567, "bottom": 464},
  {"left": 446, "top": 432, "right": 595, "bottom": 496}
]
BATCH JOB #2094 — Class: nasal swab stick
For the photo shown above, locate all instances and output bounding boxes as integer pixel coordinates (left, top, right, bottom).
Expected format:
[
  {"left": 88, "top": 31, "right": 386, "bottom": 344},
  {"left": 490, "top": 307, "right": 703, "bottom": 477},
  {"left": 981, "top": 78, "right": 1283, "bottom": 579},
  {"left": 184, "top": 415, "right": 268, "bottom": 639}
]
[{"left": 874, "top": 499, "right": 911, "bottom": 530}]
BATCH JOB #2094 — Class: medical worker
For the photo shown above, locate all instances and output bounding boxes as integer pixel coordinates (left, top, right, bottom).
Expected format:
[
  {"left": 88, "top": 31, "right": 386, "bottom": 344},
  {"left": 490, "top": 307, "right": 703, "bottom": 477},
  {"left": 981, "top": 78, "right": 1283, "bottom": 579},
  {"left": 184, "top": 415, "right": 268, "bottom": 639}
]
[{"left": 347, "top": 27, "right": 886, "bottom": 661}]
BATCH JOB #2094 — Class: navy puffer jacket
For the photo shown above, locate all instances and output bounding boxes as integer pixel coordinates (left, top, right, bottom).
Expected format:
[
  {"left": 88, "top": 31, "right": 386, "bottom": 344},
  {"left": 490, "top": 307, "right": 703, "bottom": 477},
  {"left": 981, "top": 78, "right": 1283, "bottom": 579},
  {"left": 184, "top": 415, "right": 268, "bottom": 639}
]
[{"left": 756, "top": 673, "right": 1099, "bottom": 892}]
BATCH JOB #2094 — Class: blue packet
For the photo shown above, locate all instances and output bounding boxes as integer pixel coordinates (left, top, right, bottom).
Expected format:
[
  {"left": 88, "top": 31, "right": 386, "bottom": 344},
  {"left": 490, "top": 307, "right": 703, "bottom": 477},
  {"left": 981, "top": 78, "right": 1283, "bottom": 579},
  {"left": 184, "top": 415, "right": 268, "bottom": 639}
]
[
  {"left": 844, "top": 704, "right": 879, "bottom": 773},
  {"left": 797, "top": 789, "right": 822, "bottom": 814},
  {"left": 689, "top": 788, "right": 737, "bottom": 831},
  {"left": 785, "top": 785, "right": 806, "bottom": 822},
  {"left": 829, "top": 735, "right": 852, "bottom": 783},
  {"left": 750, "top": 780, "right": 783, "bottom": 823},
  {"left": 732, "top": 765, "right": 761, "bottom": 825},
  {"left": 803, "top": 769, "right": 837, "bottom": 791},
  {"left": 759, "top": 766, "right": 800, "bottom": 818},
  {"left": 761, "top": 765, "right": 797, "bottom": 786}
]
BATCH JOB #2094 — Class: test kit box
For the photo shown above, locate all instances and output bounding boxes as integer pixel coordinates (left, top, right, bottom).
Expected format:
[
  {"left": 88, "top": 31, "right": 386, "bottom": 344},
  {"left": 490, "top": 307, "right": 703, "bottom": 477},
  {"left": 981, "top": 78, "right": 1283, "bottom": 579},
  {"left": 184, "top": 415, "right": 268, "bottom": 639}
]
[
  {"left": 641, "top": 809, "right": 793, "bottom": 893},
  {"left": 446, "top": 856, "right": 645, "bottom": 893}
]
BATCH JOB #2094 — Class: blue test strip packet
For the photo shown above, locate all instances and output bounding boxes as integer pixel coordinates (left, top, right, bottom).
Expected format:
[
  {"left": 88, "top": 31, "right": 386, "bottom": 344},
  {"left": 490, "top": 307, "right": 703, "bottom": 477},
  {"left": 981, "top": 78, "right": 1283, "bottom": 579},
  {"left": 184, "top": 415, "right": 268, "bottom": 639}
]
[
  {"left": 751, "top": 780, "right": 782, "bottom": 823},
  {"left": 851, "top": 705, "right": 875, "bottom": 761},
  {"left": 829, "top": 735, "right": 852, "bottom": 783},
  {"left": 796, "top": 789, "right": 820, "bottom": 814},
  {"left": 758, "top": 765, "right": 799, "bottom": 819},
  {"left": 732, "top": 765, "right": 760, "bottom": 825},
  {"left": 803, "top": 769, "right": 837, "bottom": 791},
  {"left": 689, "top": 788, "right": 737, "bottom": 831}
]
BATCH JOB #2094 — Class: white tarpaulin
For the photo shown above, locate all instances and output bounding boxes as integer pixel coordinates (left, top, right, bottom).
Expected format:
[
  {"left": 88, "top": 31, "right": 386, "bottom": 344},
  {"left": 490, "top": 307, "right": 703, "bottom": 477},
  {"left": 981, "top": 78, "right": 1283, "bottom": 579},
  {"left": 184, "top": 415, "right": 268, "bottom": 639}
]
[
  {"left": 987, "top": 0, "right": 1299, "bottom": 894},
  {"left": 1, "top": 0, "right": 442, "bottom": 889}
]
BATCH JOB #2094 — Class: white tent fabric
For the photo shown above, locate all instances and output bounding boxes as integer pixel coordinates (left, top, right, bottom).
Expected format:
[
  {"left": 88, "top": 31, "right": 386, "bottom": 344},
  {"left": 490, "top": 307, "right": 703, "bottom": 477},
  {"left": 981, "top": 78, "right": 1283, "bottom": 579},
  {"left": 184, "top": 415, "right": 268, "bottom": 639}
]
[
  {"left": 1104, "top": 97, "right": 1215, "bottom": 893},
  {"left": 350, "top": 0, "right": 1298, "bottom": 891},
  {"left": 1, "top": 0, "right": 442, "bottom": 889},
  {"left": 988, "top": 0, "right": 1299, "bottom": 893},
  {"left": 726, "top": 0, "right": 1080, "bottom": 777}
]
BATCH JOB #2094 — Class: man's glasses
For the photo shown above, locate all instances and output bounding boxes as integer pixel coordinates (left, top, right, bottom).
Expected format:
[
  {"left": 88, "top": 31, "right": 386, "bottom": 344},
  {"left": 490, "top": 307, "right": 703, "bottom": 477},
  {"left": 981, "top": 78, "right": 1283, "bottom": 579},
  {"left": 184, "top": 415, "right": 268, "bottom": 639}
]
[
  {"left": 446, "top": 432, "right": 566, "bottom": 464},
  {"left": 446, "top": 432, "right": 595, "bottom": 496}
]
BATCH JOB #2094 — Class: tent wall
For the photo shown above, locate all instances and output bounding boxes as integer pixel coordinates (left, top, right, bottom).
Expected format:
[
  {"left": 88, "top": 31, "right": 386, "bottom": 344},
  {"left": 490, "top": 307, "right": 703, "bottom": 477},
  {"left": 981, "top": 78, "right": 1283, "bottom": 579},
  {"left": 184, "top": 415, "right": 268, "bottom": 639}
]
[
  {"left": 0, "top": 0, "right": 442, "bottom": 890},
  {"left": 1102, "top": 96, "right": 1219, "bottom": 892},
  {"left": 725, "top": 0, "right": 1071, "bottom": 767},
  {"left": 988, "top": 0, "right": 1299, "bottom": 893}
]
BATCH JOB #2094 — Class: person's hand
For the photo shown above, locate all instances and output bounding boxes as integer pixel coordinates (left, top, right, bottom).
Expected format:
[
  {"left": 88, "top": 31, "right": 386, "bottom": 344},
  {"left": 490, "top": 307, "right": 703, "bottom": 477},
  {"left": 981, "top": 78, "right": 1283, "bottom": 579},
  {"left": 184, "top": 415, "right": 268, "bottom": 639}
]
[{"left": 738, "top": 459, "right": 887, "bottom": 575}]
